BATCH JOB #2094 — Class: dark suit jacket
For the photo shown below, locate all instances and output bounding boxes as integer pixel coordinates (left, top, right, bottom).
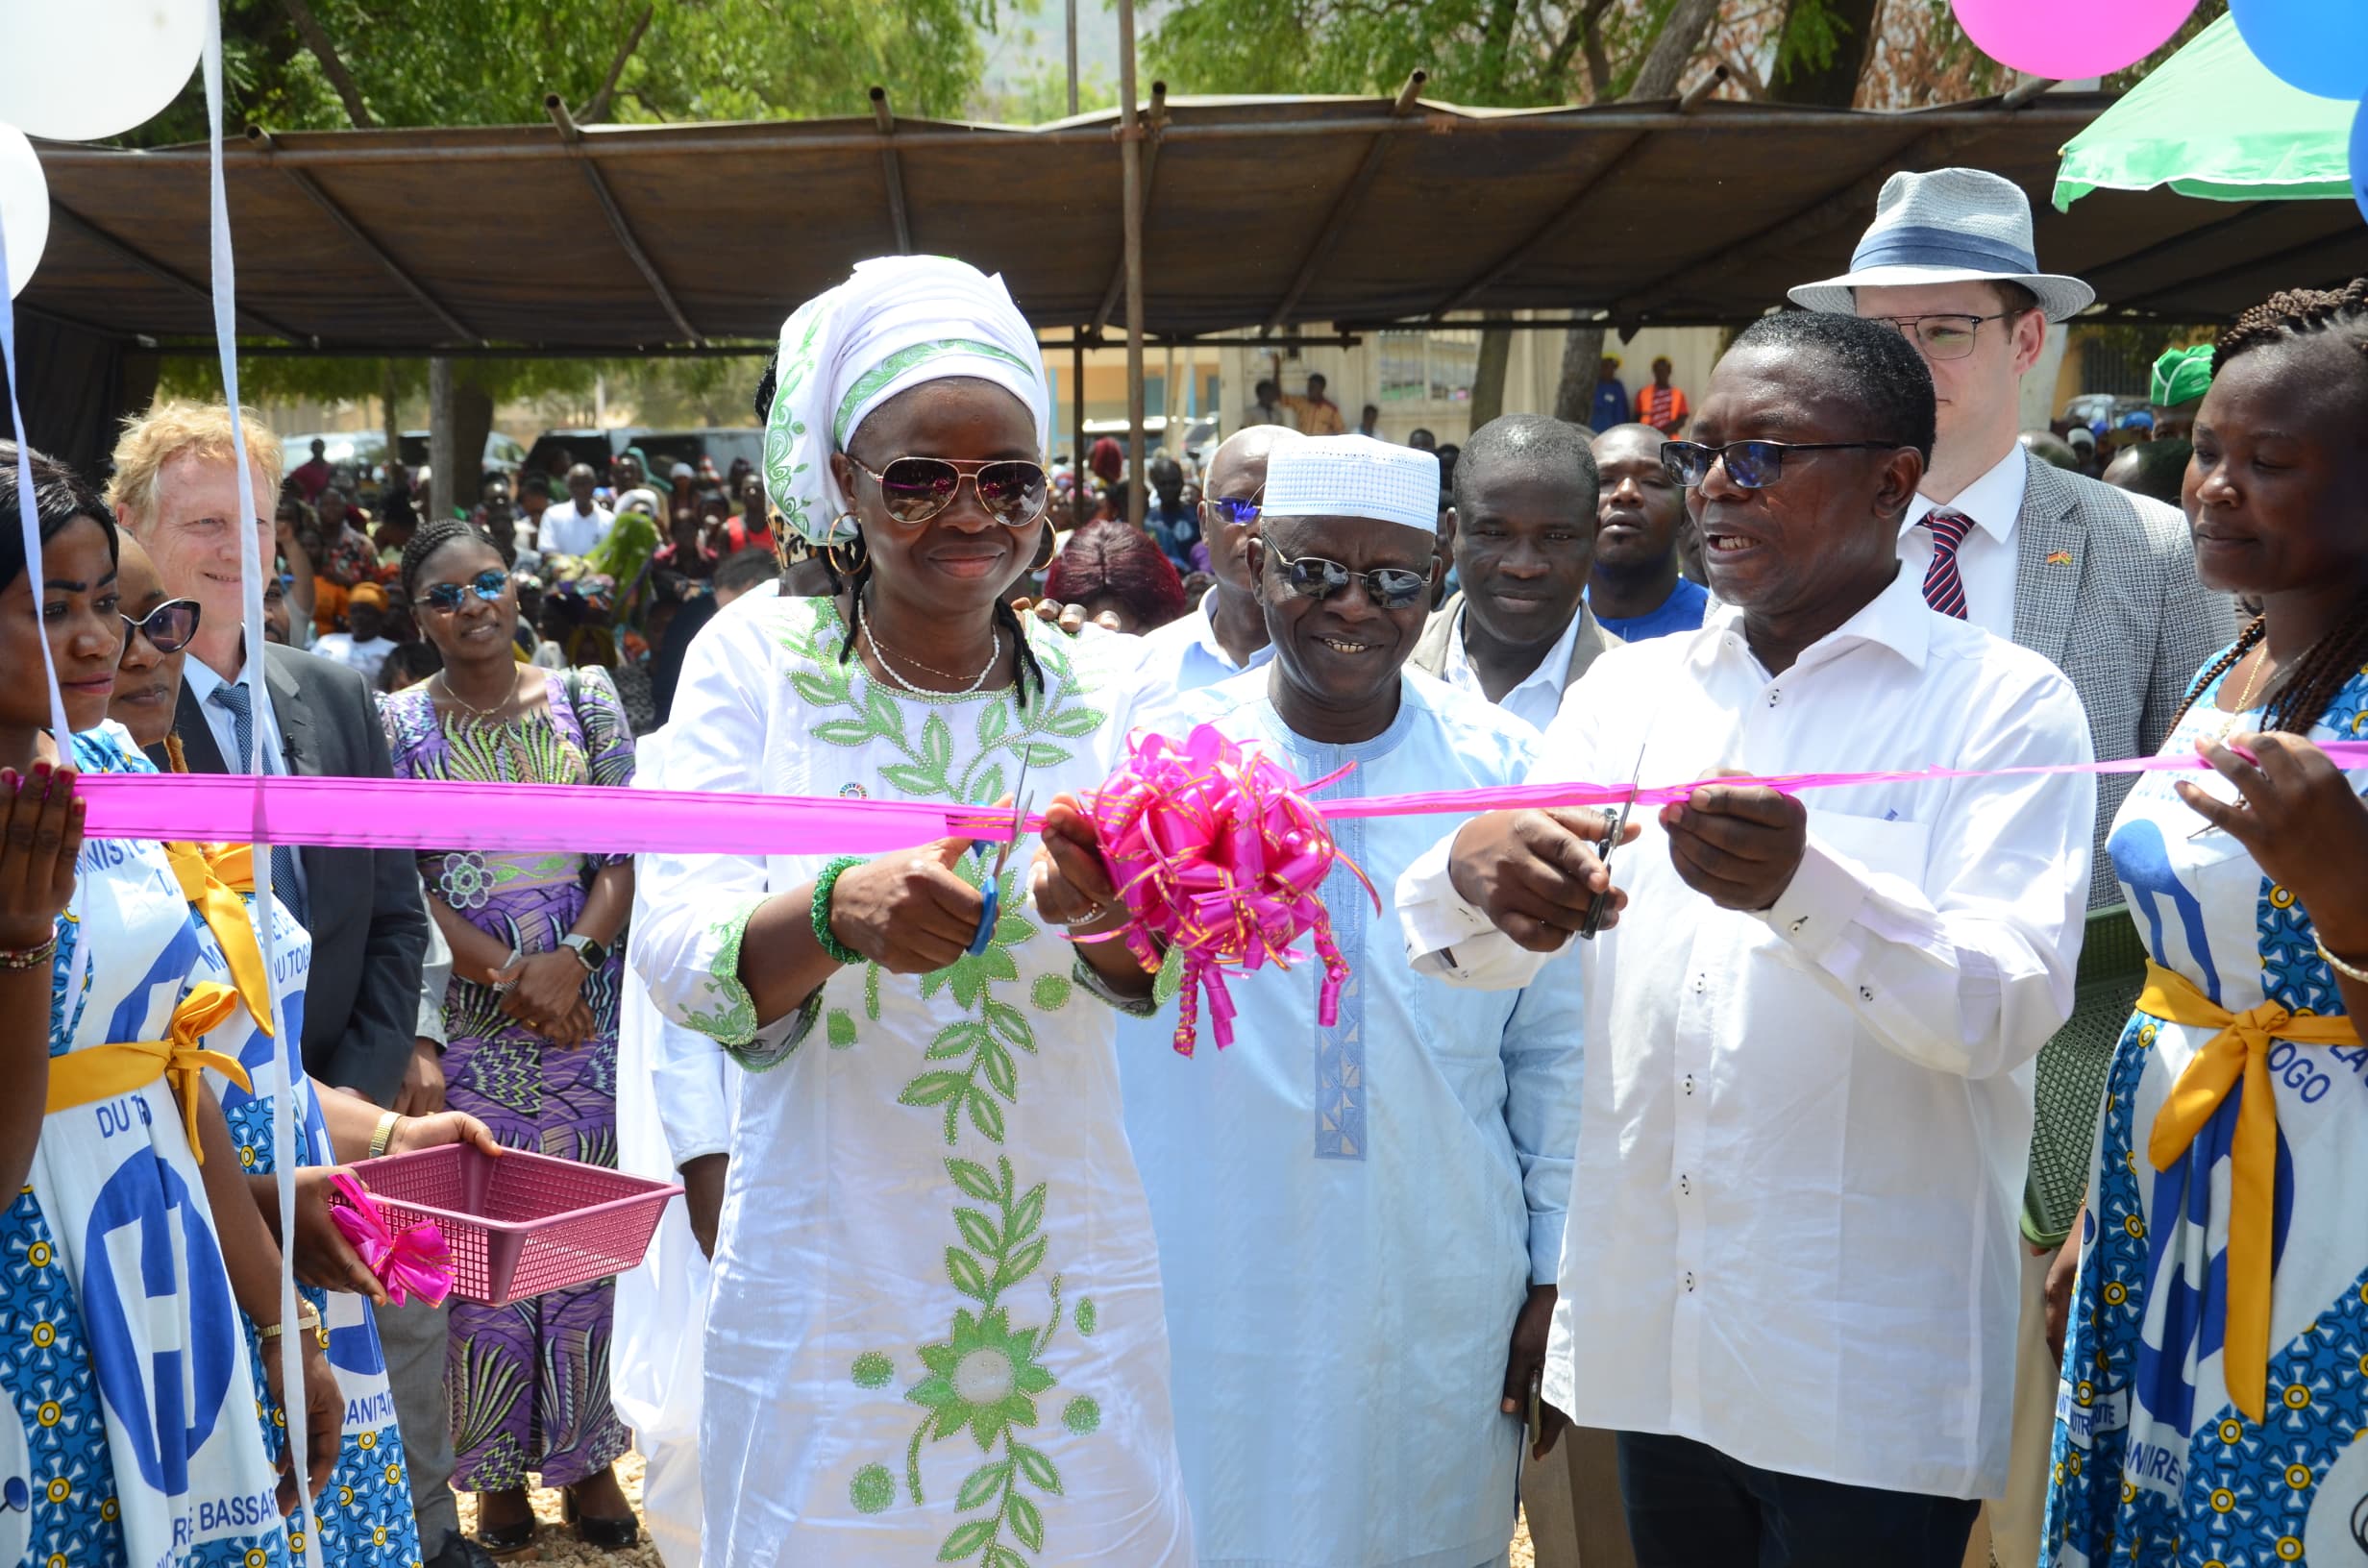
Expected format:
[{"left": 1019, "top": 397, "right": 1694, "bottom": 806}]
[{"left": 156, "top": 644, "right": 428, "bottom": 1104}]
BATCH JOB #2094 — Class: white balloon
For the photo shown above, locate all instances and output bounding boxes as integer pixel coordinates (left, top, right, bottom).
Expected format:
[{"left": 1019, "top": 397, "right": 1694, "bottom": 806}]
[
  {"left": 0, "top": 0, "right": 206, "bottom": 142},
  {"left": 0, "top": 124, "right": 47, "bottom": 301}
]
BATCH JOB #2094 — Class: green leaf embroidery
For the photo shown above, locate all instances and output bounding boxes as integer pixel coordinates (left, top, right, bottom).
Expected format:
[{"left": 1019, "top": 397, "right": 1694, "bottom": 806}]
[
  {"left": 881, "top": 761, "right": 946, "bottom": 794},
  {"left": 928, "top": 1020, "right": 991, "bottom": 1062},
  {"left": 946, "top": 1248, "right": 990, "bottom": 1301},
  {"left": 1029, "top": 974, "right": 1072, "bottom": 1013},
  {"left": 1012, "top": 1443, "right": 1062, "bottom": 1495},
  {"left": 900, "top": 1072, "right": 966, "bottom": 1108},
  {"left": 865, "top": 962, "right": 882, "bottom": 1020},
  {"left": 826, "top": 1009, "right": 858, "bottom": 1049},
  {"left": 789, "top": 670, "right": 845, "bottom": 707},
  {"left": 864, "top": 683, "right": 909, "bottom": 743},
  {"left": 977, "top": 1039, "right": 1018, "bottom": 1100},
  {"left": 970, "top": 763, "right": 1008, "bottom": 809},
  {"left": 954, "top": 1207, "right": 1002, "bottom": 1256},
  {"left": 922, "top": 713, "right": 954, "bottom": 773},
  {"left": 1042, "top": 705, "right": 1102, "bottom": 738},
  {"left": 954, "top": 1461, "right": 1011, "bottom": 1511},
  {"left": 976, "top": 700, "right": 1009, "bottom": 747},
  {"left": 984, "top": 1000, "right": 1035, "bottom": 1054},
  {"left": 812, "top": 719, "right": 877, "bottom": 747},
  {"left": 1016, "top": 741, "right": 1072, "bottom": 769},
  {"left": 938, "top": 1519, "right": 996, "bottom": 1561},
  {"left": 966, "top": 1086, "right": 1005, "bottom": 1143},
  {"left": 1008, "top": 1184, "right": 1046, "bottom": 1243},
  {"left": 947, "top": 1158, "right": 1003, "bottom": 1203},
  {"left": 998, "top": 1237, "right": 1048, "bottom": 1292},
  {"left": 1007, "top": 1494, "right": 1045, "bottom": 1552}
]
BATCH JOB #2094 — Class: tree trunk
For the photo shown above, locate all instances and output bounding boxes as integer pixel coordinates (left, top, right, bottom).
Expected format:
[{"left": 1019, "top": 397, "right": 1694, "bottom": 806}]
[
  {"left": 1468, "top": 327, "right": 1514, "bottom": 429},
  {"left": 429, "top": 357, "right": 456, "bottom": 523},
  {"left": 1551, "top": 324, "right": 1607, "bottom": 427},
  {"left": 280, "top": 0, "right": 373, "bottom": 128},
  {"left": 454, "top": 376, "right": 494, "bottom": 515},
  {"left": 1768, "top": 0, "right": 1880, "bottom": 106},
  {"left": 380, "top": 360, "right": 401, "bottom": 478},
  {"left": 1626, "top": 0, "right": 1723, "bottom": 101}
]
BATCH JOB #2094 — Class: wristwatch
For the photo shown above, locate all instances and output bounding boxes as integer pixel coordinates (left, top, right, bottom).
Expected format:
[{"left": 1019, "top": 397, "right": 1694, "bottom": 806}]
[{"left": 559, "top": 933, "right": 607, "bottom": 972}]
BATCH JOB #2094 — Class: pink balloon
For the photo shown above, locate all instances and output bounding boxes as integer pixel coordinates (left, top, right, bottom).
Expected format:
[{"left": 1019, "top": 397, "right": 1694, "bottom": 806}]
[{"left": 1952, "top": 0, "right": 2199, "bottom": 81}]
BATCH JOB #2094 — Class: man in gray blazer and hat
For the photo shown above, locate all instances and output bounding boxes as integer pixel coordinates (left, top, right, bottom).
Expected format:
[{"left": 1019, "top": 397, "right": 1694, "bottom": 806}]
[{"left": 1790, "top": 167, "right": 2232, "bottom": 1568}]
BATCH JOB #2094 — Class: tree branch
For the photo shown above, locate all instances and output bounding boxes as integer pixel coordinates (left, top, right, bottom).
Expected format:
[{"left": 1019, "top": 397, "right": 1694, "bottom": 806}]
[
  {"left": 579, "top": 5, "right": 655, "bottom": 125},
  {"left": 1714, "top": 47, "right": 1769, "bottom": 98},
  {"left": 280, "top": 0, "right": 373, "bottom": 129},
  {"left": 1548, "top": 0, "right": 1618, "bottom": 99},
  {"left": 1625, "top": 0, "right": 1723, "bottom": 102}
]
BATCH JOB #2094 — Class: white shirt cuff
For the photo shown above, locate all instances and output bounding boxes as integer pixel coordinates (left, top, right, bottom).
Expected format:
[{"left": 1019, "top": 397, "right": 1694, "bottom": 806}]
[
  {"left": 1395, "top": 834, "right": 1497, "bottom": 962},
  {"left": 1759, "top": 834, "right": 1871, "bottom": 962}
]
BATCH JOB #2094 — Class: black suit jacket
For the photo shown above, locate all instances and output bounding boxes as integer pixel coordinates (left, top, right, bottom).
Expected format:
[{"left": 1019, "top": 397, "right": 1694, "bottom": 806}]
[{"left": 156, "top": 644, "right": 428, "bottom": 1104}]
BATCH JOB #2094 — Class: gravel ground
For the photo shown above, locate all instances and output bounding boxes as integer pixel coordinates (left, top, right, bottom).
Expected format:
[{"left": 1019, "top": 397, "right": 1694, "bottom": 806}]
[{"left": 452, "top": 1455, "right": 1540, "bottom": 1566}]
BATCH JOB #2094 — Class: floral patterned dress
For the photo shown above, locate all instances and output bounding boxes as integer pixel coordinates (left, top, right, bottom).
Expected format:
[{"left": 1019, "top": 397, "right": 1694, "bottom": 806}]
[
  {"left": 632, "top": 596, "right": 1195, "bottom": 1567},
  {"left": 379, "top": 669, "right": 635, "bottom": 1494}
]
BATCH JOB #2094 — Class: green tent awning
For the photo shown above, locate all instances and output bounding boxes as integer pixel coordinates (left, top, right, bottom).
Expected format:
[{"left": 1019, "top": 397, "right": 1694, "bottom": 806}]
[{"left": 2055, "top": 13, "right": 2356, "bottom": 209}]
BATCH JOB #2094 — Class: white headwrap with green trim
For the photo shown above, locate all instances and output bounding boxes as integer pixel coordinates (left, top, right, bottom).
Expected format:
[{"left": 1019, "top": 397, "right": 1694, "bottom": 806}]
[{"left": 761, "top": 255, "right": 1049, "bottom": 547}]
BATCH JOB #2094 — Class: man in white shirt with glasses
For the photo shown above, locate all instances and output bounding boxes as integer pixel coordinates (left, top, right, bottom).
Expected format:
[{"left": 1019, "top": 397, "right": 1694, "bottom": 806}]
[{"left": 1396, "top": 311, "right": 2094, "bottom": 1567}]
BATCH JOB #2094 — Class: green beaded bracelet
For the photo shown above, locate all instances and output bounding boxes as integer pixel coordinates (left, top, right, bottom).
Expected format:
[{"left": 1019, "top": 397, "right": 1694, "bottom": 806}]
[{"left": 811, "top": 856, "right": 866, "bottom": 967}]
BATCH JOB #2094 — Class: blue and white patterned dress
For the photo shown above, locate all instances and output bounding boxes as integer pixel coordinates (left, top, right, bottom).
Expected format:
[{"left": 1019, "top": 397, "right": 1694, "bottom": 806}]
[
  {"left": 2046, "top": 659, "right": 2368, "bottom": 1567},
  {"left": 0, "top": 723, "right": 292, "bottom": 1568},
  {"left": 191, "top": 875, "right": 422, "bottom": 1568}
]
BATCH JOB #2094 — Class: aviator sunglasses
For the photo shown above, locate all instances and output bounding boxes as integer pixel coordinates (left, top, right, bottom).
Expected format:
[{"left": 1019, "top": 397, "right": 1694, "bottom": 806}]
[
  {"left": 420, "top": 568, "right": 510, "bottom": 612},
  {"left": 121, "top": 598, "right": 202, "bottom": 654},
  {"left": 1265, "top": 546, "right": 1430, "bottom": 610},
  {"left": 1661, "top": 439, "right": 1904, "bottom": 490},
  {"left": 846, "top": 455, "right": 1050, "bottom": 528}
]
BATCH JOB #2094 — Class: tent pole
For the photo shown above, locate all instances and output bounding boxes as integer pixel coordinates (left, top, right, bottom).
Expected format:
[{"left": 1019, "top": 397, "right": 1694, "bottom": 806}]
[
  {"left": 1066, "top": 0, "right": 1080, "bottom": 117},
  {"left": 1072, "top": 336, "right": 1087, "bottom": 493},
  {"left": 1119, "top": 0, "right": 1147, "bottom": 527}
]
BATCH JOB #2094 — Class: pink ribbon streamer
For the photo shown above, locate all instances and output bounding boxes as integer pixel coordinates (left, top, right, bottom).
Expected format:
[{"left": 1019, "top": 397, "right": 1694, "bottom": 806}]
[
  {"left": 1089, "top": 725, "right": 1376, "bottom": 1057},
  {"left": 326, "top": 1169, "right": 454, "bottom": 1309},
  {"left": 72, "top": 740, "right": 2368, "bottom": 855}
]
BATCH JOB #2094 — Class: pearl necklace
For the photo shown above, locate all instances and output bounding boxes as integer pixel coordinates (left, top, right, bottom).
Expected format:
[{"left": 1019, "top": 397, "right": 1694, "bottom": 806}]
[{"left": 853, "top": 596, "right": 1003, "bottom": 697}]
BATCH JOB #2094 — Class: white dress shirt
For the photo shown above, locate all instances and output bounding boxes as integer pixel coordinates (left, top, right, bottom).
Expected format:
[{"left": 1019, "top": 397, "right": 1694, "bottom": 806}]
[
  {"left": 1133, "top": 586, "right": 1275, "bottom": 696},
  {"left": 540, "top": 501, "right": 614, "bottom": 559},
  {"left": 184, "top": 654, "right": 312, "bottom": 915},
  {"left": 1439, "top": 600, "right": 1582, "bottom": 734},
  {"left": 1397, "top": 566, "right": 2095, "bottom": 1501},
  {"left": 1898, "top": 444, "right": 2026, "bottom": 641}
]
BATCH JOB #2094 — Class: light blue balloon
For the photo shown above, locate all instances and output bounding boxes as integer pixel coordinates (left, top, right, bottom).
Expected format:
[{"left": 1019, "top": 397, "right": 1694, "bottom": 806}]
[{"left": 2232, "top": 0, "right": 2368, "bottom": 103}]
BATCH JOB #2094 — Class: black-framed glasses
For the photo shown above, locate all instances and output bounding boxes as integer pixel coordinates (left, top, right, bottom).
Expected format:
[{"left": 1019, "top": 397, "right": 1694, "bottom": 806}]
[
  {"left": 847, "top": 455, "right": 1049, "bottom": 528},
  {"left": 1661, "top": 440, "right": 1904, "bottom": 491},
  {"left": 1865, "top": 311, "right": 2015, "bottom": 361},
  {"left": 121, "top": 598, "right": 201, "bottom": 654},
  {"left": 420, "top": 568, "right": 509, "bottom": 612},
  {"left": 1203, "top": 494, "right": 1262, "bottom": 527},
  {"left": 1265, "top": 546, "right": 1430, "bottom": 609}
]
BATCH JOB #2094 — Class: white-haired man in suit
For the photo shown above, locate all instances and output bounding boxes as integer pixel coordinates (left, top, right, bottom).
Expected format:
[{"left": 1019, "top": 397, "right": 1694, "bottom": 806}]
[{"left": 1791, "top": 165, "right": 2233, "bottom": 1568}]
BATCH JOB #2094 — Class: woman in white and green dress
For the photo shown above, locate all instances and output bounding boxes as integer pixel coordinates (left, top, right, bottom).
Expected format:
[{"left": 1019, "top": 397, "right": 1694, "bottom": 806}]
[{"left": 631, "top": 257, "right": 1193, "bottom": 1566}]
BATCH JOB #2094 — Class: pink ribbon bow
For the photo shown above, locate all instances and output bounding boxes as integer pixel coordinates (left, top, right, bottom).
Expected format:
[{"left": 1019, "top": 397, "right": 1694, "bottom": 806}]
[
  {"left": 327, "top": 1169, "right": 455, "bottom": 1308},
  {"left": 1091, "top": 724, "right": 1378, "bottom": 1056}
]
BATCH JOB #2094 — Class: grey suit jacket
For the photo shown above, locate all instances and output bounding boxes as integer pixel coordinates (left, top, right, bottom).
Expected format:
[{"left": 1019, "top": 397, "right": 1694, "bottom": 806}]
[
  {"left": 1409, "top": 593, "right": 1621, "bottom": 699},
  {"left": 157, "top": 644, "right": 429, "bottom": 1104},
  {"left": 2008, "top": 453, "right": 2235, "bottom": 909}
]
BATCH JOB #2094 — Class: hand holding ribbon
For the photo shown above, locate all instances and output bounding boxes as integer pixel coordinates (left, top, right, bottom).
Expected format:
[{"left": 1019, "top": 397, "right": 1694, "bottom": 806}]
[
  {"left": 325, "top": 1169, "right": 454, "bottom": 1308},
  {"left": 1087, "top": 725, "right": 1375, "bottom": 1056}
]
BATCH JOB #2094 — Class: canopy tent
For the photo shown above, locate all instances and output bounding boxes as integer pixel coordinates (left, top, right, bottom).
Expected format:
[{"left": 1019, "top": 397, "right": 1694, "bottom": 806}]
[
  {"left": 2055, "top": 13, "right": 2356, "bottom": 209},
  {"left": 19, "top": 86, "right": 2367, "bottom": 360}
]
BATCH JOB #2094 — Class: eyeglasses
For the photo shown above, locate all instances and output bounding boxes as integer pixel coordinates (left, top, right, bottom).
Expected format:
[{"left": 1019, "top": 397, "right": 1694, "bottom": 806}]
[
  {"left": 1661, "top": 440, "right": 1904, "bottom": 490},
  {"left": 1265, "top": 546, "right": 1430, "bottom": 610},
  {"left": 846, "top": 455, "right": 1049, "bottom": 528},
  {"left": 419, "top": 568, "right": 509, "bottom": 612},
  {"left": 1203, "top": 495, "right": 1262, "bottom": 527},
  {"left": 121, "top": 598, "right": 201, "bottom": 654},
  {"left": 1865, "top": 312, "right": 2015, "bottom": 361}
]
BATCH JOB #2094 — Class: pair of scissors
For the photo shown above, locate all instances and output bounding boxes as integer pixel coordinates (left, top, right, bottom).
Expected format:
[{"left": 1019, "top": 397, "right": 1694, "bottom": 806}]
[
  {"left": 967, "top": 755, "right": 1033, "bottom": 958},
  {"left": 1579, "top": 742, "right": 1646, "bottom": 941}
]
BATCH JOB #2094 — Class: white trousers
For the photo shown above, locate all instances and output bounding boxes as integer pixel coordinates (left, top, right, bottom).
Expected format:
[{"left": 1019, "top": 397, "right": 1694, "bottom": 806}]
[{"left": 642, "top": 1433, "right": 704, "bottom": 1568}]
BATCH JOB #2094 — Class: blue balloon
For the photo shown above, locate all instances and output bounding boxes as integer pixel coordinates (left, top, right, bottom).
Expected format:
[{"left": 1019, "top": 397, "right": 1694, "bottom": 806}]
[{"left": 2232, "top": 0, "right": 2368, "bottom": 103}]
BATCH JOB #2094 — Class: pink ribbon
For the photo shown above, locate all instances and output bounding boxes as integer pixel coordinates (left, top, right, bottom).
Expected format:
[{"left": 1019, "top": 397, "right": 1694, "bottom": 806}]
[
  {"left": 326, "top": 1169, "right": 454, "bottom": 1308},
  {"left": 1088, "top": 725, "right": 1378, "bottom": 1057},
  {"left": 74, "top": 742, "right": 2368, "bottom": 857}
]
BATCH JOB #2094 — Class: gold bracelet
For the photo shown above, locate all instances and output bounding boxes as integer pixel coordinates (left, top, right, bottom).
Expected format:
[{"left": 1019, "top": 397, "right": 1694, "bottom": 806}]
[
  {"left": 2319, "top": 939, "right": 2368, "bottom": 985},
  {"left": 368, "top": 1111, "right": 402, "bottom": 1160},
  {"left": 258, "top": 1302, "right": 323, "bottom": 1342}
]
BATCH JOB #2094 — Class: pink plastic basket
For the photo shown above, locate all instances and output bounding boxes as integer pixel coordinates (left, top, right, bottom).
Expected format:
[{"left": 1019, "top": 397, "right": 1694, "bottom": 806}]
[{"left": 327, "top": 1144, "right": 680, "bottom": 1307}]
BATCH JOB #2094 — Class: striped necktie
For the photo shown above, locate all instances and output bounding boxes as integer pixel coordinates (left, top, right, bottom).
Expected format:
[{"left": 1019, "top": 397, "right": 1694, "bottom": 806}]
[
  {"left": 1920, "top": 507, "right": 1974, "bottom": 620},
  {"left": 209, "top": 681, "right": 308, "bottom": 926}
]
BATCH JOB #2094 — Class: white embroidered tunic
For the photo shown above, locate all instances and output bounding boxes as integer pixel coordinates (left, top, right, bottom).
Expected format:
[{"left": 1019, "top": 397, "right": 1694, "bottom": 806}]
[{"left": 632, "top": 593, "right": 1194, "bottom": 1568}]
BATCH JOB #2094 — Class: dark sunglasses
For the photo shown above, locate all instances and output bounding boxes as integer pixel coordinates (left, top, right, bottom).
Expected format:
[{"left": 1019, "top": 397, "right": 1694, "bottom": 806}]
[
  {"left": 1265, "top": 546, "right": 1430, "bottom": 610},
  {"left": 121, "top": 598, "right": 202, "bottom": 654},
  {"left": 847, "top": 455, "right": 1049, "bottom": 528},
  {"left": 1661, "top": 439, "right": 1903, "bottom": 490},
  {"left": 1204, "top": 495, "right": 1261, "bottom": 527},
  {"left": 420, "top": 568, "right": 509, "bottom": 612}
]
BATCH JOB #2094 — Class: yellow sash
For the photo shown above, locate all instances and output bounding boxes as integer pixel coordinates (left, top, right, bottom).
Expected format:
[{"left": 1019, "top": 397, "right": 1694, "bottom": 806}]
[
  {"left": 2142, "top": 960, "right": 2359, "bottom": 1422},
  {"left": 46, "top": 982, "right": 255, "bottom": 1164},
  {"left": 163, "top": 842, "right": 274, "bottom": 1039}
]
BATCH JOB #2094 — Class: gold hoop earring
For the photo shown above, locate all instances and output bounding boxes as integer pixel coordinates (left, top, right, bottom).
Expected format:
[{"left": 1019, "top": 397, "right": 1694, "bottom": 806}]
[
  {"left": 822, "top": 519, "right": 862, "bottom": 579},
  {"left": 1028, "top": 524, "right": 1056, "bottom": 573}
]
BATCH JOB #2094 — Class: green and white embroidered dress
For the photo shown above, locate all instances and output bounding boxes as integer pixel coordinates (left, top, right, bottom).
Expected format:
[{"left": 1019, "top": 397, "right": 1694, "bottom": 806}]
[{"left": 632, "top": 591, "right": 1194, "bottom": 1568}]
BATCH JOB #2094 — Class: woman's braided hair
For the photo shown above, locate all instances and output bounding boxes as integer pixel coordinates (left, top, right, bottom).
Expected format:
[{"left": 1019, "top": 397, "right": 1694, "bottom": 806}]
[
  {"left": 755, "top": 358, "right": 1046, "bottom": 710},
  {"left": 400, "top": 518, "right": 484, "bottom": 600},
  {"left": 2167, "top": 278, "right": 2368, "bottom": 738}
]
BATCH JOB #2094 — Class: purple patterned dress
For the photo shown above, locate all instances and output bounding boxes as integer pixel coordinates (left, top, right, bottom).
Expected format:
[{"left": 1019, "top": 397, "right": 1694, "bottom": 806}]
[{"left": 381, "top": 666, "right": 636, "bottom": 1494}]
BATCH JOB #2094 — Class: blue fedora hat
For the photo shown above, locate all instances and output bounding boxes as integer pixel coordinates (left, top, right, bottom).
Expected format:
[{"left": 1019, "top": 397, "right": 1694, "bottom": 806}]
[{"left": 1788, "top": 168, "right": 2095, "bottom": 323}]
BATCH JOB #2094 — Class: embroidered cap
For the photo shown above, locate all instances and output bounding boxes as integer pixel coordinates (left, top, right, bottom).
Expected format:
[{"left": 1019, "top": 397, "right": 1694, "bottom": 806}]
[{"left": 1259, "top": 434, "right": 1441, "bottom": 540}]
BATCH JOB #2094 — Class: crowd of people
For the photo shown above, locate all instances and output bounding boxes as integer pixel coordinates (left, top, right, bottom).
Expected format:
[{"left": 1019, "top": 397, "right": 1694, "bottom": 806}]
[{"left": 1, "top": 160, "right": 2364, "bottom": 1568}]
